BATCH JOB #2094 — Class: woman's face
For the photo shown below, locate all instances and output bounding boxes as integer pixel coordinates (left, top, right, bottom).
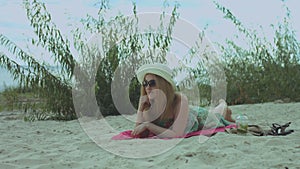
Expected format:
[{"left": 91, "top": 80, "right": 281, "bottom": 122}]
[{"left": 143, "top": 74, "right": 158, "bottom": 100}]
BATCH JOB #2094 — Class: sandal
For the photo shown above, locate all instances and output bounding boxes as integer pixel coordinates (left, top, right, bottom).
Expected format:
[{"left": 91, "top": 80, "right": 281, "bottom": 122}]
[
  {"left": 247, "top": 125, "right": 268, "bottom": 136},
  {"left": 268, "top": 122, "right": 294, "bottom": 136}
]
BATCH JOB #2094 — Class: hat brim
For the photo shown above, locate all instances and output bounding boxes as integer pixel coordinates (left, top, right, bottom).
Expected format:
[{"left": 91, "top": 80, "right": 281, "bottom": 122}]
[{"left": 136, "top": 64, "right": 176, "bottom": 89}]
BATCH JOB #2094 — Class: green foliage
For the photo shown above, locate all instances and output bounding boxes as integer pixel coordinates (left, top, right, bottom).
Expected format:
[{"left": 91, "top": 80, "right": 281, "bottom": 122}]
[
  {"left": 0, "top": 86, "right": 19, "bottom": 111},
  {"left": 0, "top": 0, "right": 181, "bottom": 120},
  {"left": 3, "top": 0, "right": 298, "bottom": 121},
  {"left": 0, "top": 85, "right": 47, "bottom": 119},
  {"left": 74, "top": 1, "right": 180, "bottom": 116},
  {"left": 0, "top": 0, "right": 77, "bottom": 120},
  {"left": 214, "top": 1, "right": 300, "bottom": 104}
]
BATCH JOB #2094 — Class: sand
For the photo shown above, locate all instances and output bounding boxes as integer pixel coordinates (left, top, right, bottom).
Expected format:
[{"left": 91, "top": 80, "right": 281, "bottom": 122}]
[{"left": 1, "top": 102, "right": 300, "bottom": 169}]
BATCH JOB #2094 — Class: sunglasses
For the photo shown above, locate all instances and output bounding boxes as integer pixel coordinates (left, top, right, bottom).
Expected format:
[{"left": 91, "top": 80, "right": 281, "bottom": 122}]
[{"left": 142, "top": 80, "right": 156, "bottom": 88}]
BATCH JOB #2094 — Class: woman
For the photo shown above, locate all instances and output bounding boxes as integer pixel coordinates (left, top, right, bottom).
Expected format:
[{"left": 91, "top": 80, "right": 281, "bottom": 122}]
[{"left": 131, "top": 63, "right": 235, "bottom": 138}]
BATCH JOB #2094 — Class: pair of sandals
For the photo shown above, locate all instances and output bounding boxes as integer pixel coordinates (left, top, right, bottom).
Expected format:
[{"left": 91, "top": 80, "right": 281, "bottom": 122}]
[
  {"left": 268, "top": 122, "right": 294, "bottom": 136},
  {"left": 226, "top": 122, "right": 294, "bottom": 136}
]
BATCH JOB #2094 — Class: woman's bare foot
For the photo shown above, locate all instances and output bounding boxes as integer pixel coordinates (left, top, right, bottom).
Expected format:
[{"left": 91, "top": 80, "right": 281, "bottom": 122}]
[
  {"left": 224, "top": 108, "right": 235, "bottom": 123},
  {"left": 213, "top": 99, "right": 236, "bottom": 123}
]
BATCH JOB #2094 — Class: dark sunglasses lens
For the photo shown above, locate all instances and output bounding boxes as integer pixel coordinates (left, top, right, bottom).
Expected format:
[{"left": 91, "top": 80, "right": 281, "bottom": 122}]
[
  {"left": 148, "top": 80, "right": 156, "bottom": 87},
  {"left": 142, "top": 80, "right": 156, "bottom": 87}
]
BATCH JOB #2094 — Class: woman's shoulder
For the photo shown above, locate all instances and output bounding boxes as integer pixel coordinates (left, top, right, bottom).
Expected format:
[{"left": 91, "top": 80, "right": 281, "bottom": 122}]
[
  {"left": 173, "top": 93, "right": 189, "bottom": 120},
  {"left": 174, "top": 93, "right": 188, "bottom": 110},
  {"left": 175, "top": 92, "right": 188, "bottom": 103}
]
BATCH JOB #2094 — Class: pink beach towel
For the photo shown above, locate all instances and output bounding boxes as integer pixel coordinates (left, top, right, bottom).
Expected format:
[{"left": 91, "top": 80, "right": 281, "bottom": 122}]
[{"left": 112, "top": 124, "right": 236, "bottom": 140}]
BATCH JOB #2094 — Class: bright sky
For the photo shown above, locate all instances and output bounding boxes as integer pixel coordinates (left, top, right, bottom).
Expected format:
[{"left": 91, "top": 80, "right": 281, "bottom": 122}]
[
  {"left": 0, "top": 0, "right": 300, "bottom": 88},
  {"left": 1, "top": 0, "right": 300, "bottom": 43}
]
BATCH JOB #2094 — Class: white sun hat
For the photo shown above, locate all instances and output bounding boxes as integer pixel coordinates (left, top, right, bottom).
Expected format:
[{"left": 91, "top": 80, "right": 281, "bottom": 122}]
[{"left": 136, "top": 63, "right": 176, "bottom": 89}]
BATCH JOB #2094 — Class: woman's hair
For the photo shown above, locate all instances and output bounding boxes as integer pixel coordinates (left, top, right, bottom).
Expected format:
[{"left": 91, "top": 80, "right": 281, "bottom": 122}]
[{"left": 140, "top": 74, "right": 177, "bottom": 120}]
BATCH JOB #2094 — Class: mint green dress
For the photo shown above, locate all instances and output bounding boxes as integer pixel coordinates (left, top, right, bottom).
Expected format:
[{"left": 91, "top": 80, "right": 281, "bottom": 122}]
[
  {"left": 185, "top": 106, "right": 233, "bottom": 133},
  {"left": 152, "top": 106, "right": 233, "bottom": 134}
]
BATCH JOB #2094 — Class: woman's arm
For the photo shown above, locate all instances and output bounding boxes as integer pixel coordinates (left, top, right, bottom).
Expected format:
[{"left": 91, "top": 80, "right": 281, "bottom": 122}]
[
  {"left": 136, "top": 92, "right": 166, "bottom": 125},
  {"left": 135, "top": 95, "right": 151, "bottom": 126},
  {"left": 135, "top": 110, "right": 144, "bottom": 126},
  {"left": 132, "top": 94, "right": 189, "bottom": 138}
]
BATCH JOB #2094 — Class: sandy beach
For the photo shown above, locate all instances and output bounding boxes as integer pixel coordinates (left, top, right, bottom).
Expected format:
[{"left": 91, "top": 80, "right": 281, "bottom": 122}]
[{"left": 1, "top": 102, "right": 300, "bottom": 169}]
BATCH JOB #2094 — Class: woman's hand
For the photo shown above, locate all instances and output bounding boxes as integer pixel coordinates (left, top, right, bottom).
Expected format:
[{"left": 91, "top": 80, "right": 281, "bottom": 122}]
[
  {"left": 131, "top": 122, "right": 149, "bottom": 136},
  {"left": 138, "top": 95, "right": 150, "bottom": 112}
]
